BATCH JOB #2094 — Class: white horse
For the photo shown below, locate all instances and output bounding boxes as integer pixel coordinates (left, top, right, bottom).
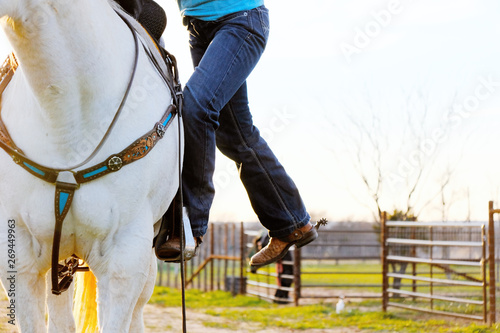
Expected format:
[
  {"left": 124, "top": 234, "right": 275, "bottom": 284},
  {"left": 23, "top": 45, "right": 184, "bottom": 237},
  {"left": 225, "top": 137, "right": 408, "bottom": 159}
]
[{"left": 0, "top": 0, "right": 181, "bottom": 331}]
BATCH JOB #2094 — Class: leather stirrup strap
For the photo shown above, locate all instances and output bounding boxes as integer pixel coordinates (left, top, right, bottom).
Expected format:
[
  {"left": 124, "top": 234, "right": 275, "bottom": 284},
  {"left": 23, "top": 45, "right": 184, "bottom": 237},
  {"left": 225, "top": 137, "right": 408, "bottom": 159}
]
[{"left": 51, "top": 181, "right": 78, "bottom": 295}]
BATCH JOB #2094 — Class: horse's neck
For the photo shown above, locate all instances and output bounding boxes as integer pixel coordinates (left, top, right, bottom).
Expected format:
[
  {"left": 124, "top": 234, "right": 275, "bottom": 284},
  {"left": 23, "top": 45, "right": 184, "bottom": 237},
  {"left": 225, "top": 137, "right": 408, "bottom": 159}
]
[{"left": 0, "top": 1, "right": 137, "bottom": 162}]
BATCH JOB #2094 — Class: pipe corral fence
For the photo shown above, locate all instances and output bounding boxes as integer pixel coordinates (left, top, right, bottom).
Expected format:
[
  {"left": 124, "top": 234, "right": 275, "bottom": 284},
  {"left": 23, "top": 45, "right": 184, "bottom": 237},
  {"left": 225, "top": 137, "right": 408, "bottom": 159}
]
[
  {"left": 156, "top": 221, "right": 384, "bottom": 305},
  {"left": 156, "top": 203, "right": 500, "bottom": 324},
  {"left": 381, "top": 201, "right": 499, "bottom": 324},
  {"left": 247, "top": 224, "right": 382, "bottom": 305}
]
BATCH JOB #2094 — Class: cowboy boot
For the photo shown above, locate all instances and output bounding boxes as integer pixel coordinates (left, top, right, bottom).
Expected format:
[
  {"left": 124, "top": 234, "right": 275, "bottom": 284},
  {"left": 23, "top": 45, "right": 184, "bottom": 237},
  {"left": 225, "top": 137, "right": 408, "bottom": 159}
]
[
  {"left": 157, "top": 235, "right": 203, "bottom": 259},
  {"left": 249, "top": 221, "right": 321, "bottom": 273}
]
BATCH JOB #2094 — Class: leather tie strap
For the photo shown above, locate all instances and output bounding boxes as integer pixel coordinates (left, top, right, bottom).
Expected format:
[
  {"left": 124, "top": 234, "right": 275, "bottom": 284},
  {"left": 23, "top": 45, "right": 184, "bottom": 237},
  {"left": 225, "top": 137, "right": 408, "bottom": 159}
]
[{"left": 52, "top": 181, "right": 78, "bottom": 295}]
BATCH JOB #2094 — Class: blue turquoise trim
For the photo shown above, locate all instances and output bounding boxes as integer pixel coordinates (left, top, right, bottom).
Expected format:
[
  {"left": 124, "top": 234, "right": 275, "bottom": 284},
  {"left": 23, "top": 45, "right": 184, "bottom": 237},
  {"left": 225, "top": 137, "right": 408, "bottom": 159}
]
[
  {"left": 83, "top": 166, "right": 108, "bottom": 179},
  {"left": 59, "top": 192, "right": 69, "bottom": 215},
  {"left": 162, "top": 113, "right": 173, "bottom": 127},
  {"left": 23, "top": 162, "right": 46, "bottom": 176}
]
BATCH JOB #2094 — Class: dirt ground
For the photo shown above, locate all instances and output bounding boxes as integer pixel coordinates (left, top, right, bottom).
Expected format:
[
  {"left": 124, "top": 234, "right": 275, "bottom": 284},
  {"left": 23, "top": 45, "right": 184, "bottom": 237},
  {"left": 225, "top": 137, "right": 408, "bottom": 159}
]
[
  {"left": 0, "top": 292, "right": 360, "bottom": 333},
  {"left": 143, "top": 304, "right": 360, "bottom": 333}
]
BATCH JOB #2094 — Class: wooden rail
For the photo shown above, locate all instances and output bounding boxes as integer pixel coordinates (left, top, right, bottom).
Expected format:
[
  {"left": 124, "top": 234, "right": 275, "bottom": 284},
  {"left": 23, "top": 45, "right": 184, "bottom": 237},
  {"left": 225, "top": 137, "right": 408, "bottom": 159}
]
[{"left": 157, "top": 222, "right": 246, "bottom": 294}]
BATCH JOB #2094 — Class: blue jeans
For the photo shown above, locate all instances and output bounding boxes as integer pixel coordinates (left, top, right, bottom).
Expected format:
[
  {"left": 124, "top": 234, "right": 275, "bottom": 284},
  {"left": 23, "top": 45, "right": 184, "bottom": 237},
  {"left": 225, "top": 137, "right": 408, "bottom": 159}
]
[{"left": 182, "top": 5, "right": 310, "bottom": 238}]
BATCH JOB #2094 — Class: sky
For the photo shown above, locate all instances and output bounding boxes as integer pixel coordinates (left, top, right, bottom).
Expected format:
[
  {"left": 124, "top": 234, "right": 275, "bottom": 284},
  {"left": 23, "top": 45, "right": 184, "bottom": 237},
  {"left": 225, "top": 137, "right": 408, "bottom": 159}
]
[{"left": 1, "top": 0, "right": 500, "bottom": 224}]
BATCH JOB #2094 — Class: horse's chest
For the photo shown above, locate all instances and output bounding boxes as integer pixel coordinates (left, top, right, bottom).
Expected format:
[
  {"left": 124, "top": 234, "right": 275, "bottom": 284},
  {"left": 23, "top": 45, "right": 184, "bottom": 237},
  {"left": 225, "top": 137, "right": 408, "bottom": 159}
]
[{"left": 0, "top": 168, "right": 145, "bottom": 239}]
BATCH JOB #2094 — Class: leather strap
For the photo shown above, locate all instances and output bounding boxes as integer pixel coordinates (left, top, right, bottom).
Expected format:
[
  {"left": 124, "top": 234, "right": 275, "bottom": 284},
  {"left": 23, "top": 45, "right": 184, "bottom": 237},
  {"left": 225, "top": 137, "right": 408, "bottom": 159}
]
[
  {"left": 74, "top": 104, "right": 176, "bottom": 183},
  {"left": 52, "top": 181, "right": 78, "bottom": 295},
  {"left": 0, "top": 55, "right": 21, "bottom": 157},
  {"left": 278, "top": 227, "right": 310, "bottom": 243}
]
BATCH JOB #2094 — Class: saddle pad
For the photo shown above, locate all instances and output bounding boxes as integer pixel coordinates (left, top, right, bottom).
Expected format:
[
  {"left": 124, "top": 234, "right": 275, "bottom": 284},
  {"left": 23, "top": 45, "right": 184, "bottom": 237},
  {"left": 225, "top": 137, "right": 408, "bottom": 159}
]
[
  {"left": 138, "top": 0, "right": 167, "bottom": 41},
  {"left": 113, "top": 3, "right": 174, "bottom": 87}
]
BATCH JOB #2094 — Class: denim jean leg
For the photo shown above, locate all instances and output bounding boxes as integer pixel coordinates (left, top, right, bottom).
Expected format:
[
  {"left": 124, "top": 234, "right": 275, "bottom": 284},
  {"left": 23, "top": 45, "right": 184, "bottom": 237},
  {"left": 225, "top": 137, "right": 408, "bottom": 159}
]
[
  {"left": 182, "top": 8, "right": 269, "bottom": 237},
  {"left": 182, "top": 6, "right": 309, "bottom": 238},
  {"left": 216, "top": 85, "right": 310, "bottom": 238}
]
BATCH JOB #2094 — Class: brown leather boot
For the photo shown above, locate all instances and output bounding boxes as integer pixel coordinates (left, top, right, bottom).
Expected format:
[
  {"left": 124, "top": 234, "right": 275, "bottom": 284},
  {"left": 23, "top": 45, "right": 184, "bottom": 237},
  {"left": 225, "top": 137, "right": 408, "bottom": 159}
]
[
  {"left": 249, "top": 222, "right": 317, "bottom": 273},
  {"left": 156, "top": 236, "right": 203, "bottom": 259},
  {"left": 156, "top": 236, "right": 181, "bottom": 258}
]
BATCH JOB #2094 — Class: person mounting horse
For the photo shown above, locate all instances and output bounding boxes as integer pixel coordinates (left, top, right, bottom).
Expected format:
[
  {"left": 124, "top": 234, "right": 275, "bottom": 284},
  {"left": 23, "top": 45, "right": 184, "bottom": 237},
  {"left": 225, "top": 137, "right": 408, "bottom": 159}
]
[{"left": 128, "top": 0, "right": 323, "bottom": 270}]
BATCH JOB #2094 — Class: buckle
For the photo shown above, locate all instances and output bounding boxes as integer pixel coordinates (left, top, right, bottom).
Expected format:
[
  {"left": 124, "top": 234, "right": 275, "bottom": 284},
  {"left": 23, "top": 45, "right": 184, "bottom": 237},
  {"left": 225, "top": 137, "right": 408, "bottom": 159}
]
[
  {"left": 54, "top": 257, "right": 80, "bottom": 294},
  {"left": 174, "top": 84, "right": 183, "bottom": 96},
  {"left": 12, "top": 155, "right": 21, "bottom": 164}
]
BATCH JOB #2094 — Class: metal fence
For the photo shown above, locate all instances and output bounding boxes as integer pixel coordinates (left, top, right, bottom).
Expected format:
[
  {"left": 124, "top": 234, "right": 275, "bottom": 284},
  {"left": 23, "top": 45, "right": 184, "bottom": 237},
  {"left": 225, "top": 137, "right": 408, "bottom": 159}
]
[
  {"left": 381, "top": 210, "right": 495, "bottom": 323},
  {"left": 247, "top": 223, "right": 383, "bottom": 305},
  {"left": 155, "top": 206, "right": 500, "bottom": 324},
  {"left": 156, "top": 221, "right": 383, "bottom": 305}
]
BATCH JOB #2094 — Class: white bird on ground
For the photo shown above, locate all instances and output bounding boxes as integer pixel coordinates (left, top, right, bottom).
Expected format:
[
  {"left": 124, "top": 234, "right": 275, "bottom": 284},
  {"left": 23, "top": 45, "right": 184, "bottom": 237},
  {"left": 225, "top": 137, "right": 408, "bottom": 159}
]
[{"left": 336, "top": 296, "right": 345, "bottom": 314}]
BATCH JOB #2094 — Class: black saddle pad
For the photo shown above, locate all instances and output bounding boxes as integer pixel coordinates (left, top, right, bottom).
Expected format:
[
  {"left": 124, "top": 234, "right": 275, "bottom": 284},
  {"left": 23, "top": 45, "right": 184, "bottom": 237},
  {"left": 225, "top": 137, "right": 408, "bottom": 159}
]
[
  {"left": 139, "top": 0, "right": 166, "bottom": 41},
  {"left": 116, "top": 0, "right": 166, "bottom": 41}
]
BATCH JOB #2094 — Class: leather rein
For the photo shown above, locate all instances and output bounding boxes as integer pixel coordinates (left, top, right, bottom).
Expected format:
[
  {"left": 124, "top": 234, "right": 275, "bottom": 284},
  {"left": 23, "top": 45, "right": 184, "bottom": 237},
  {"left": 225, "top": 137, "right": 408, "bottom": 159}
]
[{"left": 0, "top": 10, "right": 182, "bottom": 295}]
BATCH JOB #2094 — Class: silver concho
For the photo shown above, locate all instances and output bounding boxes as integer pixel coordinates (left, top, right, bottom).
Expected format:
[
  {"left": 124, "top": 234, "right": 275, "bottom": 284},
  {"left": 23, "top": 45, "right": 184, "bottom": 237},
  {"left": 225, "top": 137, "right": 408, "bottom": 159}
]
[
  {"left": 156, "top": 123, "right": 166, "bottom": 138},
  {"left": 108, "top": 156, "right": 123, "bottom": 171}
]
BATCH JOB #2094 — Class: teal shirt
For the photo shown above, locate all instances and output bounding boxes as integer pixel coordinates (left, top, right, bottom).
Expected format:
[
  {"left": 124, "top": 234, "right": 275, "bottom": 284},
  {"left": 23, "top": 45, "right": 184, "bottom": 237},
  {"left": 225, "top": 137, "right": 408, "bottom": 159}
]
[{"left": 177, "top": 0, "right": 265, "bottom": 21}]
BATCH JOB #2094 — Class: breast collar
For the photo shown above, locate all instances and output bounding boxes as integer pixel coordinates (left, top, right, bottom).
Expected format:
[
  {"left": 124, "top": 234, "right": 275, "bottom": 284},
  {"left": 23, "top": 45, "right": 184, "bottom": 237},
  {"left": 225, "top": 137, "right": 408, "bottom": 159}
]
[{"left": 0, "top": 9, "right": 183, "bottom": 295}]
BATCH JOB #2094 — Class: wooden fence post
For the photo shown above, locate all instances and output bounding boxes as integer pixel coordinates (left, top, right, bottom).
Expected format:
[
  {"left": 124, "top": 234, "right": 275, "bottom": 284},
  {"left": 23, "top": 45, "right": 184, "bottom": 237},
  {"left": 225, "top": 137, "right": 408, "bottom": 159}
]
[
  {"left": 224, "top": 223, "right": 229, "bottom": 291},
  {"left": 294, "top": 247, "right": 301, "bottom": 306},
  {"left": 239, "top": 222, "right": 245, "bottom": 294},
  {"left": 210, "top": 223, "right": 214, "bottom": 291},
  {"left": 158, "top": 261, "right": 163, "bottom": 286},
  {"left": 381, "top": 211, "right": 388, "bottom": 312},
  {"left": 482, "top": 225, "right": 488, "bottom": 323},
  {"left": 488, "top": 201, "right": 496, "bottom": 324}
]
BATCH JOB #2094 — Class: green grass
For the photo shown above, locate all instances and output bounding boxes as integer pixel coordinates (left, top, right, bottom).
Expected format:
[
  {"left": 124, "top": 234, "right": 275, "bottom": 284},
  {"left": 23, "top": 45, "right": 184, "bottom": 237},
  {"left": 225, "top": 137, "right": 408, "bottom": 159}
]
[
  {"left": 153, "top": 261, "right": 497, "bottom": 332},
  {"left": 149, "top": 286, "right": 270, "bottom": 308},
  {"left": 206, "top": 306, "right": 498, "bottom": 332},
  {"left": 148, "top": 287, "right": 498, "bottom": 332}
]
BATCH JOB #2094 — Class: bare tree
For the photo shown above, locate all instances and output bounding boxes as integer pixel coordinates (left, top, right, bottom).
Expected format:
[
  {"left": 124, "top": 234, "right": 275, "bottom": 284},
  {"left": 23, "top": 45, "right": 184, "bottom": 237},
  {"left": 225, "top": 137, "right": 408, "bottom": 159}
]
[
  {"left": 324, "top": 88, "right": 463, "bottom": 223},
  {"left": 321, "top": 88, "right": 467, "bottom": 290}
]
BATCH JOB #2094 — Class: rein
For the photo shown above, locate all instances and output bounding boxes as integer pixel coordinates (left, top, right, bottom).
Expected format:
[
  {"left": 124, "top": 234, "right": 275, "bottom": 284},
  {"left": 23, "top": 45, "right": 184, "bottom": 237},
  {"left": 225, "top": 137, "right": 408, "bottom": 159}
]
[
  {"left": 0, "top": 18, "right": 139, "bottom": 173},
  {"left": 0, "top": 10, "right": 181, "bottom": 295}
]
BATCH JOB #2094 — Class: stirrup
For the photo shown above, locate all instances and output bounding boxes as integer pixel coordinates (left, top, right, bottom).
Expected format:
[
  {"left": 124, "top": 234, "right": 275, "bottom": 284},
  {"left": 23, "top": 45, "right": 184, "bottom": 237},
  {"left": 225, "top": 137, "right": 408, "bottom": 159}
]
[
  {"left": 164, "top": 207, "right": 196, "bottom": 262},
  {"left": 155, "top": 204, "right": 196, "bottom": 262}
]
